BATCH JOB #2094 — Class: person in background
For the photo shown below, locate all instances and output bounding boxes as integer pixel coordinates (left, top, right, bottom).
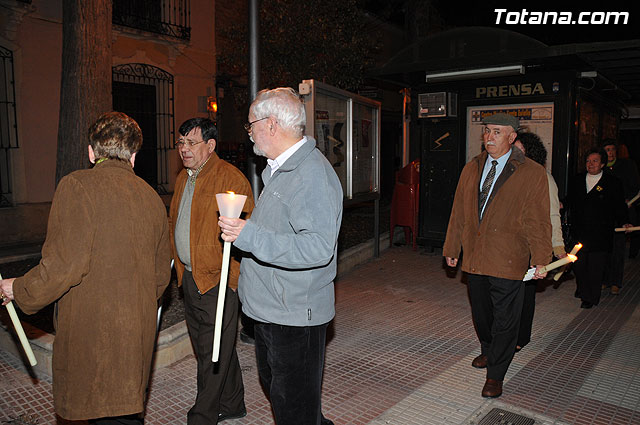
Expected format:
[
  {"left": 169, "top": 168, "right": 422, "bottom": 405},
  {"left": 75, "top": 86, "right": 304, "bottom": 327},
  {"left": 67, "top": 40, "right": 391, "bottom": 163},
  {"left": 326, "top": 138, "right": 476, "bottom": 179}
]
[
  {"left": 0, "top": 112, "right": 171, "bottom": 424},
  {"left": 568, "top": 148, "right": 630, "bottom": 309},
  {"left": 169, "top": 117, "right": 254, "bottom": 425},
  {"left": 513, "top": 132, "right": 566, "bottom": 351},
  {"left": 602, "top": 140, "right": 640, "bottom": 292},
  {"left": 219, "top": 87, "right": 342, "bottom": 425}
]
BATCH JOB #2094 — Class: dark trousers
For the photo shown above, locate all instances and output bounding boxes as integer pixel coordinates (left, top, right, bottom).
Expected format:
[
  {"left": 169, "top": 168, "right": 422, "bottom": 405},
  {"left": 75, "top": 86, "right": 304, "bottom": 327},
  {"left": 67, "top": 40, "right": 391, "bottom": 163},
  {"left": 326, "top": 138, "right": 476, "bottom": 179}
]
[
  {"left": 605, "top": 233, "right": 625, "bottom": 287},
  {"left": 574, "top": 251, "right": 608, "bottom": 305},
  {"left": 89, "top": 414, "right": 142, "bottom": 425},
  {"left": 254, "top": 322, "right": 328, "bottom": 425},
  {"left": 183, "top": 271, "right": 245, "bottom": 425},
  {"left": 467, "top": 274, "right": 524, "bottom": 381},
  {"left": 517, "top": 281, "right": 536, "bottom": 348}
]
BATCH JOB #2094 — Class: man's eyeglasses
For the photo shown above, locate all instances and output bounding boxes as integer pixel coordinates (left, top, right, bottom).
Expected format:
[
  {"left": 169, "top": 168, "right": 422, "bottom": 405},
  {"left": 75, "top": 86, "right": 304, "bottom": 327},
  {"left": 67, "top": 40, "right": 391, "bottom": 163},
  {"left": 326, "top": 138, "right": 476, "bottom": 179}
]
[
  {"left": 175, "top": 138, "right": 206, "bottom": 148},
  {"left": 243, "top": 117, "right": 269, "bottom": 133}
]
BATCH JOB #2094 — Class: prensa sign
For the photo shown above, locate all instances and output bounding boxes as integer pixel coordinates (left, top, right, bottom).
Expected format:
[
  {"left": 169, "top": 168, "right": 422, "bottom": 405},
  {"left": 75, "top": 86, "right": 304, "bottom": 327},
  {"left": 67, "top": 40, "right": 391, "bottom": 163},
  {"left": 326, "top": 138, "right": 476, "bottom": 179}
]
[{"left": 475, "top": 82, "right": 546, "bottom": 98}]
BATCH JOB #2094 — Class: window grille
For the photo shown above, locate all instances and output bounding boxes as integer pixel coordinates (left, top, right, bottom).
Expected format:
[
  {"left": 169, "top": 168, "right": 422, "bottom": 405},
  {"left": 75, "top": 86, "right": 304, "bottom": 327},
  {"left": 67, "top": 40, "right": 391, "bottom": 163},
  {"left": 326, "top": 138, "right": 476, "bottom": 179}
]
[
  {"left": 113, "top": 0, "right": 191, "bottom": 41},
  {"left": 0, "top": 46, "right": 19, "bottom": 207},
  {"left": 112, "top": 63, "right": 174, "bottom": 193}
]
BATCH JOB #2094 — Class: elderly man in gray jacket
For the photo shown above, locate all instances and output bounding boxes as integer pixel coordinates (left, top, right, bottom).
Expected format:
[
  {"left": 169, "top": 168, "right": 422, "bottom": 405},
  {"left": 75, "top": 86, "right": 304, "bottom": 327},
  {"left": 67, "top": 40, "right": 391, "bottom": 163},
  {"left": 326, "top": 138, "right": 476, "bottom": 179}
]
[{"left": 219, "top": 87, "right": 342, "bottom": 425}]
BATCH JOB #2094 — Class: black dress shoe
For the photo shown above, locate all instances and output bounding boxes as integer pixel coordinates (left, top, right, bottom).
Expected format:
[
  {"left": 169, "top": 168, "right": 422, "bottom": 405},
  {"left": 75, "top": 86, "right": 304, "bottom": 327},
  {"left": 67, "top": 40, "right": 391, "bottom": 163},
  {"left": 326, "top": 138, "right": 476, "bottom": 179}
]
[
  {"left": 239, "top": 328, "right": 255, "bottom": 345},
  {"left": 218, "top": 408, "right": 247, "bottom": 422},
  {"left": 580, "top": 301, "right": 593, "bottom": 309},
  {"left": 471, "top": 354, "right": 488, "bottom": 368}
]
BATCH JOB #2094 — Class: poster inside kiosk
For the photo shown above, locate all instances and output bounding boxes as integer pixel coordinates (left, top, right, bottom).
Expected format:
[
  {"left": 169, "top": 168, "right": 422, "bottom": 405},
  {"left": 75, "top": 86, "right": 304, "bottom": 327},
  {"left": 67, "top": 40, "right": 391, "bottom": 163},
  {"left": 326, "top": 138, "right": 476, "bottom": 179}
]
[
  {"left": 466, "top": 103, "right": 554, "bottom": 172},
  {"left": 299, "top": 79, "right": 380, "bottom": 200}
]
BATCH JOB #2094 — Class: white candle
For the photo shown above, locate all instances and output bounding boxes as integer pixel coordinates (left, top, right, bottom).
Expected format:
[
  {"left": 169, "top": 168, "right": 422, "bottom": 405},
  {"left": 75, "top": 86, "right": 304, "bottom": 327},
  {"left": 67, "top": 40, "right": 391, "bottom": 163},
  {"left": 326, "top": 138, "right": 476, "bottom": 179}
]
[
  {"left": 212, "top": 192, "right": 248, "bottom": 362},
  {"left": 553, "top": 243, "right": 582, "bottom": 281},
  {"left": 216, "top": 192, "right": 248, "bottom": 219},
  {"left": 627, "top": 191, "right": 640, "bottom": 207},
  {"left": 615, "top": 226, "right": 640, "bottom": 232},
  {"left": 569, "top": 243, "right": 583, "bottom": 255},
  {"left": 0, "top": 272, "right": 37, "bottom": 367},
  {"left": 540, "top": 254, "right": 578, "bottom": 274}
]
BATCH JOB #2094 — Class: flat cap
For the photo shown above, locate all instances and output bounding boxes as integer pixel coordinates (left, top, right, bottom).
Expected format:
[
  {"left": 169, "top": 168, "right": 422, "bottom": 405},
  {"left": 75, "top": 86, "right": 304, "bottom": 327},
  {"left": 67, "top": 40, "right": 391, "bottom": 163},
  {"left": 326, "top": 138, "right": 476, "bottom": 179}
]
[{"left": 483, "top": 113, "right": 519, "bottom": 131}]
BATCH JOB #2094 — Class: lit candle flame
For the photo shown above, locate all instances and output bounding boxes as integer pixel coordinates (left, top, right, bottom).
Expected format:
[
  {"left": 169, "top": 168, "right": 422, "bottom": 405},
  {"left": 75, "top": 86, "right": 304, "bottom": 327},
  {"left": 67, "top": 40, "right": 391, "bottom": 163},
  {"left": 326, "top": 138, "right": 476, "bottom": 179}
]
[
  {"left": 568, "top": 254, "right": 578, "bottom": 262},
  {"left": 569, "top": 243, "right": 583, "bottom": 255},
  {"left": 226, "top": 191, "right": 235, "bottom": 198}
]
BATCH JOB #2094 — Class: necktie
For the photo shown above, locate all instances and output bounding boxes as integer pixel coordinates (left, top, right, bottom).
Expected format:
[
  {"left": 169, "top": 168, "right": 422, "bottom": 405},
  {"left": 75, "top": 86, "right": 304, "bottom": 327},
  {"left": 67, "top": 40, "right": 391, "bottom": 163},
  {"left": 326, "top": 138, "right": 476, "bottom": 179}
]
[{"left": 479, "top": 160, "right": 498, "bottom": 217}]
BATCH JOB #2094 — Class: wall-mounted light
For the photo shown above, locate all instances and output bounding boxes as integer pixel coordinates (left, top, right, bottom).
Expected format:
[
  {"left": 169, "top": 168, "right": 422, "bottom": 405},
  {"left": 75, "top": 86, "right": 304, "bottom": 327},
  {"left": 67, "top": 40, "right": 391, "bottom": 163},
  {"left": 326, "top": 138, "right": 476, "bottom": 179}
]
[
  {"left": 207, "top": 96, "right": 218, "bottom": 122},
  {"left": 425, "top": 65, "right": 525, "bottom": 82},
  {"left": 207, "top": 96, "right": 218, "bottom": 113}
]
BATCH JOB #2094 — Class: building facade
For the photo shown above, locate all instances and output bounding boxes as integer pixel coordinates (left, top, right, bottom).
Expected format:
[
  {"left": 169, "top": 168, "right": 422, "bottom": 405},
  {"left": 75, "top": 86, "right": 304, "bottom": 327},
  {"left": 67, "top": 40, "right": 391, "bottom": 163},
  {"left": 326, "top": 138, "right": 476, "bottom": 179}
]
[{"left": 0, "top": 0, "right": 218, "bottom": 244}]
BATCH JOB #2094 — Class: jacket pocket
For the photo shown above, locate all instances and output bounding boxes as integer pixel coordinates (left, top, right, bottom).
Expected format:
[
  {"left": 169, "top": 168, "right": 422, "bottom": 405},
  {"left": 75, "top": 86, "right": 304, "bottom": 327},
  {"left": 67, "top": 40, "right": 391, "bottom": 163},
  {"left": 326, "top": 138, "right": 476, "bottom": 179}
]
[{"left": 271, "top": 272, "right": 289, "bottom": 312}]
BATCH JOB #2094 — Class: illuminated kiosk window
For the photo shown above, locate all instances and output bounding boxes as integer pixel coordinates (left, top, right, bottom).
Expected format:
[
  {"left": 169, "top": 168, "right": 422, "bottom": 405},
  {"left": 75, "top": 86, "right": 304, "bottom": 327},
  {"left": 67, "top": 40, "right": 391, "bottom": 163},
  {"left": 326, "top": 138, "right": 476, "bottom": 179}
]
[{"left": 299, "top": 79, "right": 380, "bottom": 201}]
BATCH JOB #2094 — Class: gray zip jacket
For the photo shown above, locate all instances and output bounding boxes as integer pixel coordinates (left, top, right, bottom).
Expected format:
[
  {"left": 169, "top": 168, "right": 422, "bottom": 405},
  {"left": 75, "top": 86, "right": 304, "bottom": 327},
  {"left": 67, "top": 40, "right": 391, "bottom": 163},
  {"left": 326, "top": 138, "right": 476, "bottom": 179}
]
[{"left": 235, "top": 137, "right": 343, "bottom": 326}]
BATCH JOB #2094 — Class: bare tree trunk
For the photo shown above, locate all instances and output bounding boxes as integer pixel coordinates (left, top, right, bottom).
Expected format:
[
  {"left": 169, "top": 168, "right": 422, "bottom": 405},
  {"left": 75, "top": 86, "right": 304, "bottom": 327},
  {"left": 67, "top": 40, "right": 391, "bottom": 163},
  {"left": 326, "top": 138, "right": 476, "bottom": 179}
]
[{"left": 55, "top": 0, "right": 112, "bottom": 185}]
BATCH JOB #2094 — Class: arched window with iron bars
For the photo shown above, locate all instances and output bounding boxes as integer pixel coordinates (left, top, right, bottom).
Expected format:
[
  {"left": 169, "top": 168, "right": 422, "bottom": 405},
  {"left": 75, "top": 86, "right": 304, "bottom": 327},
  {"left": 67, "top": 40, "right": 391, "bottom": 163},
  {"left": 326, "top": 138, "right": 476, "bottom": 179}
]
[{"left": 112, "top": 63, "right": 175, "bottom": 193}]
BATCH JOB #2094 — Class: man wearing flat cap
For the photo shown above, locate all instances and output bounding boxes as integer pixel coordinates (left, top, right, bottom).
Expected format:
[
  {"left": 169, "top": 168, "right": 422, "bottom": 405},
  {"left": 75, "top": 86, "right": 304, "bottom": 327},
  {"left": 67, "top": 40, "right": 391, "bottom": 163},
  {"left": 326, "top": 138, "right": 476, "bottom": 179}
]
[{"left": 443, "top": 112, "right": 551, "bottom": 398}]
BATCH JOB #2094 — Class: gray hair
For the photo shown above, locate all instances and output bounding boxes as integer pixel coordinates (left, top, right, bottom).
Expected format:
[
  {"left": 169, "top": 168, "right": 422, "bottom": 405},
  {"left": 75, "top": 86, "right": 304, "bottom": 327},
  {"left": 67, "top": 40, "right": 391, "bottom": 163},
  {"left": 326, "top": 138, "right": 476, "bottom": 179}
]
[
  {"left": 250, "top": 87, "right": 306, "bottom": 138},
  {"left": 89, "top": 111, "right": 142, "bottom": 161}
]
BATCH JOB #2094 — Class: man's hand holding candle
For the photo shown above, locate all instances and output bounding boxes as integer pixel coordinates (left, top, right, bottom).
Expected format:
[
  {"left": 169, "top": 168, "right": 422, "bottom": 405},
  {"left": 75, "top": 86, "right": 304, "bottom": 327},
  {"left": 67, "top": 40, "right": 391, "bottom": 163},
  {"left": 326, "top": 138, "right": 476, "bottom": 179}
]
[
  {"left": 532, "top": 265, "right": 547, "bottom": 279},
  {"left": 218, "top": 217, "right": 246, "bottom": 242},
  {"left": 1, "top": 273, "right": 37, "bottom": 366},
  {"left": 524, "top": 254, "right": 577, "bottom": 281},
  {"left": 0, "top": 277, "right": 15, "bottom": 305}
]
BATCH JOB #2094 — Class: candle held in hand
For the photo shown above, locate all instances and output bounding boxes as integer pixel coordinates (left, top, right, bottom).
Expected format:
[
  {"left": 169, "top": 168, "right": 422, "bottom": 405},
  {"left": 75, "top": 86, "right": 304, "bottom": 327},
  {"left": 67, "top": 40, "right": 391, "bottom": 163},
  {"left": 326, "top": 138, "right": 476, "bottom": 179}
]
[
  {"left": 212, "top": 192, "right": 247, "bottom": 362},
  {"left": 0, "top": 272, "right": 37, "bottom": 366},
  {"left": 523, "top": 254, "right": 578, "bottom": 281},
  {"left": 569, "top": 243, "right": 583, "bottom": 255},
  {"left": 542, "top": 254, "right": 577, "bottom": 273}
]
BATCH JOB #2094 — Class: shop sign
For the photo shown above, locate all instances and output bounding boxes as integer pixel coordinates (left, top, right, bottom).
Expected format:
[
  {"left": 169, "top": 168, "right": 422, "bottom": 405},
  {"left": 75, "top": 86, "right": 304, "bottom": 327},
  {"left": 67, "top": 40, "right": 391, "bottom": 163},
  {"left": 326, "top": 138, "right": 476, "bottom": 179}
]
[{"left": 475, "top": 83, "right": 545, "bottom": 98}]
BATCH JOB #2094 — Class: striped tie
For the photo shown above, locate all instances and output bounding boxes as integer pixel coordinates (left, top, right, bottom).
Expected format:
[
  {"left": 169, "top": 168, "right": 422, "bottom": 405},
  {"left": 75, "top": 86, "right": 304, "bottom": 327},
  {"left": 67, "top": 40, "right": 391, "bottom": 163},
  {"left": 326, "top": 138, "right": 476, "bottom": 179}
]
[{"left": 479, "top": 160, "right": 498, "bottom": 218}]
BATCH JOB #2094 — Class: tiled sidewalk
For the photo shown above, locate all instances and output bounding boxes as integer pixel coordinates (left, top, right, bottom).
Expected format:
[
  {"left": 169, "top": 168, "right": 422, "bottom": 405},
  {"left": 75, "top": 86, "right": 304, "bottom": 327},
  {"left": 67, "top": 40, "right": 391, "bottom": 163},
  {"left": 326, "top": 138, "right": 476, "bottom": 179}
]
[{"left": 2, "top": 246, "right": 640, "bottom": 424}]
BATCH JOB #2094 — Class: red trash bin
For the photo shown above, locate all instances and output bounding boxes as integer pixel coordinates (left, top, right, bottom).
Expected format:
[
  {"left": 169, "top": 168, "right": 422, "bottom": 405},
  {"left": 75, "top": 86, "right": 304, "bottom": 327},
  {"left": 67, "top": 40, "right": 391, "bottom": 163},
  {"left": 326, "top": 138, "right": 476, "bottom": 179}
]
[{"left": 390, "top": 160, "right": 419, "bottom": 250}]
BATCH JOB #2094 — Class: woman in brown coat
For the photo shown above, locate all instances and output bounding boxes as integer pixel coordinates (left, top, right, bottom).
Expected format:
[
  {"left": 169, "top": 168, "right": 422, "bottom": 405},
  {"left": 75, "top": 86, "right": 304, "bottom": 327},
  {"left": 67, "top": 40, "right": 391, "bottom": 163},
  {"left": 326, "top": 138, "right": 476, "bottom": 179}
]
[{"left": 0, "top": 112, "right": 171, "bottom": 424}]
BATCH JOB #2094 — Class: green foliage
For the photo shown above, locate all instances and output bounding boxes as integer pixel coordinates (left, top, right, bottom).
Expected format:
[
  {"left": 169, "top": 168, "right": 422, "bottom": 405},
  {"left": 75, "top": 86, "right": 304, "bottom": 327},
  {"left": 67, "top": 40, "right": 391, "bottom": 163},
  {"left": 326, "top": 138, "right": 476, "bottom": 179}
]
[{"left": 218, "top": 0, "right": 379, "bottom": 92}]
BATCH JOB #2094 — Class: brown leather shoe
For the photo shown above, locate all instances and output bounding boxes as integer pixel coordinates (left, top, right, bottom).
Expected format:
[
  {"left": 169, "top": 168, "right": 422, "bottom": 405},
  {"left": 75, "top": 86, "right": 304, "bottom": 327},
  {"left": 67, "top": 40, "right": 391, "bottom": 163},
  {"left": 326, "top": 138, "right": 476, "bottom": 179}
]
[
  {"left": 481, "top": 378, "right": 503, "bottom": 398},
  {"left": 471, "top": 354, "right": 488, "bottom": 369}
]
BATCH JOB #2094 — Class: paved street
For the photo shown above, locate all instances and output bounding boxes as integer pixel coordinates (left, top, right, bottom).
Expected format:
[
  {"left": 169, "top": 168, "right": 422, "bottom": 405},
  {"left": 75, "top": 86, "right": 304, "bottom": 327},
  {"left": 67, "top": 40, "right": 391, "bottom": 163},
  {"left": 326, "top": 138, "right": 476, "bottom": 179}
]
[{"left": 2, "top": 245, "right": 640, "bottom": 424}]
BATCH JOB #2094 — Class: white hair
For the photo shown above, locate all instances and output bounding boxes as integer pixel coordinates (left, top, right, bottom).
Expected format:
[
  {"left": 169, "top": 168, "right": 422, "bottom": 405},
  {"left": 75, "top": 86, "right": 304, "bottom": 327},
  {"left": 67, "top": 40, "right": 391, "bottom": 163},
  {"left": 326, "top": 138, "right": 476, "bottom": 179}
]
[{"left": 250, "top": 87, "right": 306, "bottom": 138}]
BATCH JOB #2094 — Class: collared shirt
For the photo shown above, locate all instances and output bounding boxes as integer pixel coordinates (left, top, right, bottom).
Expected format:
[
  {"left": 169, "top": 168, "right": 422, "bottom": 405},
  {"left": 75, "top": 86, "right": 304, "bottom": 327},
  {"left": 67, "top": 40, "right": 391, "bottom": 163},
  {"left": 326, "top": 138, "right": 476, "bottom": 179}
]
[
  {"left": 267, "top": 136, "right": 307, "bottom": 176},
  {"left": 186, "top": 156, "right": 210, "bottom": 185},
  {"left": 479, "top": 148, "right": 512, "bottom": 217}
]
